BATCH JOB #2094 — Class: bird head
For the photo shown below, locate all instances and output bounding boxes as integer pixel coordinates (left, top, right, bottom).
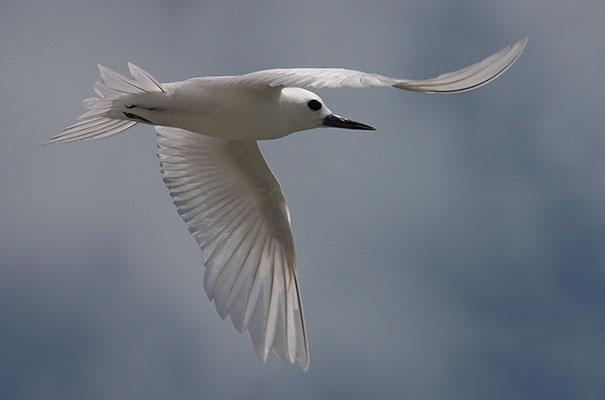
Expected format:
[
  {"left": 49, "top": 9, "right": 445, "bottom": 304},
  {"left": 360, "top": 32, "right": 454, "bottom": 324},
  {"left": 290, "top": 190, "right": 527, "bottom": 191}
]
[{"left": 280, "top": 88, "right": 375, "bottom": 133}]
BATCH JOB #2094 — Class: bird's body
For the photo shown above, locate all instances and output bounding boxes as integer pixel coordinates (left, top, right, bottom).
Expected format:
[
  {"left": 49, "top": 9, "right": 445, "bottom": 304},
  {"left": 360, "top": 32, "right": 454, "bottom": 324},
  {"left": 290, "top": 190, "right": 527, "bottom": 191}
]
[
  {"left": 44, "top": 38, "right": 527, "bottom": 371},
  {"left": 129, "top": 83, "right": 317, "bottom": 140}
]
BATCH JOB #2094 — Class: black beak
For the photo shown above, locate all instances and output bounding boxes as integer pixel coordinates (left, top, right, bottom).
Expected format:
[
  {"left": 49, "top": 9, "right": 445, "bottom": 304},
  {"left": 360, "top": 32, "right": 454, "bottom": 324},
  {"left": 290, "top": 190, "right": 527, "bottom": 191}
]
[{"left": 322, "top": 114, "right": 376, "bottom": 131}]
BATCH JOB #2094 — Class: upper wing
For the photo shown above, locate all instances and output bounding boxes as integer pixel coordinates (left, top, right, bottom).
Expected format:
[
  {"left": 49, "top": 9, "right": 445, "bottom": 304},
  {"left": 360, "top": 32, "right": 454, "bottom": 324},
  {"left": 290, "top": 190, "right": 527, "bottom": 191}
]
[
  {"left": 156, "top": 126, "right": 309, "bottom": 371},
  {"left": 210, "top": 38, "right": 527, "bottom": 93}
]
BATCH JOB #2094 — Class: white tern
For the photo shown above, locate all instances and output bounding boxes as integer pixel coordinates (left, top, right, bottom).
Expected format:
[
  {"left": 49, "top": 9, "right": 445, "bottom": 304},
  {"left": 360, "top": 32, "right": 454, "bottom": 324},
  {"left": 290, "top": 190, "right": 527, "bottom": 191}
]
[{"left": 44, "top": 38, "right": 527, "bottom": 371}]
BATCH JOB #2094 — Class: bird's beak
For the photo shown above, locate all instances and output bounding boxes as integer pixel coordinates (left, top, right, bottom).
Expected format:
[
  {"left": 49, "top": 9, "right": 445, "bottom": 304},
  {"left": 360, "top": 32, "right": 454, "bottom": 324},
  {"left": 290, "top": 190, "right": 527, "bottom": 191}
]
[{"left": 322, "top": 114, "right": 376, "bottom": 131}]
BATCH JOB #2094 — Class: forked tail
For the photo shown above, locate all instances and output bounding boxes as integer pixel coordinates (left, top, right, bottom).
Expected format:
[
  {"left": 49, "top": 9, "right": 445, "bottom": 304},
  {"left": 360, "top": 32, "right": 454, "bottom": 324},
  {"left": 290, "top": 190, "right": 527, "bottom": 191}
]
[{"left": 41, "top": 63, "right": 165, "bottom": 145}]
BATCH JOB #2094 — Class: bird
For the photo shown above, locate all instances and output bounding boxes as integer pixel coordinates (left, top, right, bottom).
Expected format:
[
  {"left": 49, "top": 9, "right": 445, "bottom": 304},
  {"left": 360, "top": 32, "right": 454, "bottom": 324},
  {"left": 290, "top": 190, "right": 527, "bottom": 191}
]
[{"left": 43, "top": 38, "right": 527, "bottom": 371}]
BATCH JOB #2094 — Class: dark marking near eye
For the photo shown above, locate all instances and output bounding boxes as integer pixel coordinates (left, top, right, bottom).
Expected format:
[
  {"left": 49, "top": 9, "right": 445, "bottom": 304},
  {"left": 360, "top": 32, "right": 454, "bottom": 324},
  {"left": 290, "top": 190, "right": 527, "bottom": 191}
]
[
  {"left": 307, "top": 99, "right": 322, "bottom": 111},
  {"left": 123, "top": 112, "right": 152, "bottom": 124},
  {"left": 125, "top": 104, "right": 136, "bottom": 109}
]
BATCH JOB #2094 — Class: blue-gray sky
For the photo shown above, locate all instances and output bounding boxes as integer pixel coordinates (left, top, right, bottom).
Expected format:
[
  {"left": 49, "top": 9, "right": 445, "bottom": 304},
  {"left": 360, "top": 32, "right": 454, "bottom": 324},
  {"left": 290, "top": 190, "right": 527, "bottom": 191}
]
[{"left": 1, "top": 1, "right": 604, "bottom": 399}]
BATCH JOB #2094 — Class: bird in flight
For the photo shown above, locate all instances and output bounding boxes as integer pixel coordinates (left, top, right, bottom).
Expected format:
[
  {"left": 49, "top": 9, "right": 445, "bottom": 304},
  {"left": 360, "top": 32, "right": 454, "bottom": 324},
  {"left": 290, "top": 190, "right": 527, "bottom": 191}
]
[{"left": 44, "top": 38, "right": 527, "bottom": 371}]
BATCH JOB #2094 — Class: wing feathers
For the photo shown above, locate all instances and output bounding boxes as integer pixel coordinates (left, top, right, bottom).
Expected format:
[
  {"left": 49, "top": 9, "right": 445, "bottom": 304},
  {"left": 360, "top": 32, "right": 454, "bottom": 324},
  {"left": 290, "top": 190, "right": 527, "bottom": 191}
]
[
  {"left": 395, "top": 38, "right": 527, "bottom": 92},
  {"left": 128, "top": 62, "right": 166, "bottom": 93},
  {"left": 227, "top": 218, "right": 265, "bottom": 320},
  {"left": 41, "top": 118, "right": 136, "bottom": 145},
  {"left": 210, "top": 39, "right": 526, "bottom": 95},
  {"left": 97, "top": 64, "right": 150, "bottom": 94},
  {"left": 156, "top": 127, "right": 309, "bottom": 370},
  {"left": 44, "top": 63, "right": 165, "bottom": 145}
]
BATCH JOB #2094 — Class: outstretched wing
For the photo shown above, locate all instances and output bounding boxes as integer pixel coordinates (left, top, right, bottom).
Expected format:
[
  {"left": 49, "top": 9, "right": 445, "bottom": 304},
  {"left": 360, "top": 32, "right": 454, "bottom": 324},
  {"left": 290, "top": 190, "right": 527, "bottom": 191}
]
[
  {"left": 209, "top": 38, "right": 527, "bottom": 93},
  {"left": 156, "top": 126, "right": 309, "bottom": 371}
]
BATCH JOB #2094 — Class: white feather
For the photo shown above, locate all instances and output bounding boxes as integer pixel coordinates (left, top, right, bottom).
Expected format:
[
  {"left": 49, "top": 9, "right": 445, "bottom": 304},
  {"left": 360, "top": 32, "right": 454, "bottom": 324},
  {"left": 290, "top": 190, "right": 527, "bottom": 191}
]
[
  {"left": 42, "top": 63, "right": 166, "bottom": 145},
  {"left": 199, "top": 38, "right": 527, "bottom": 93},
  {"left": 156, "top": 126, "right": 310, "bottom": 371}
]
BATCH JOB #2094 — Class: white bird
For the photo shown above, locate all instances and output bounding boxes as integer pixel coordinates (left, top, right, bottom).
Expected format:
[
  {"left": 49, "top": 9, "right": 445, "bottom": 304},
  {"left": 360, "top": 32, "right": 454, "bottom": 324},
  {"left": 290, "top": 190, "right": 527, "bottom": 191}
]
[{"left": 44, "top": 38, "right": 527, "bottom": 371}]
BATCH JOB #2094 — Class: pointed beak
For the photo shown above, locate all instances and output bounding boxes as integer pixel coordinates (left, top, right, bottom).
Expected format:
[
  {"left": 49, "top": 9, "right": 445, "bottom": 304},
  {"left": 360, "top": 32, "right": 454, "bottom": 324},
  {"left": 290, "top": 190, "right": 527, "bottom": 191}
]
[{"left": 322, "top": 114, "right": 376, "bottom": 131}]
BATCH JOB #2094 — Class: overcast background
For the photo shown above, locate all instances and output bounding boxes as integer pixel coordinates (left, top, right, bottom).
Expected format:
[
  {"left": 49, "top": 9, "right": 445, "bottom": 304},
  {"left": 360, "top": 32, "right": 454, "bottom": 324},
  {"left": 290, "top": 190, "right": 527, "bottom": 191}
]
[{"left": 1, "top": 1, "right": 604, "bottom": 399}]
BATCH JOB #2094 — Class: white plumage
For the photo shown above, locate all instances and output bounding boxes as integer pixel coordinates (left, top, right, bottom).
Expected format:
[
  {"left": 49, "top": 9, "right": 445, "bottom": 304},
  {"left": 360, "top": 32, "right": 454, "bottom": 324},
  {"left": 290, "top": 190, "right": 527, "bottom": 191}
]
[
  {"left": 44, "top": 38, "right": 527, "bottom": 371},
  {"left": 157, "top": 128, "right": 308, "bottom": 369},
  {"left": 209, "top": 38, "right": 526, "bottom": 92}
]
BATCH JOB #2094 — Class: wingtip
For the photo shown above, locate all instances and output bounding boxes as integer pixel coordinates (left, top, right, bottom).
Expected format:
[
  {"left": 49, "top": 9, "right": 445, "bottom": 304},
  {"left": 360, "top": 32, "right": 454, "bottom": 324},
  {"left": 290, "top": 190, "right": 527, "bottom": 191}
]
[
  {"left": 507, "top": 38, "right": 528, "bottom": 67},
  {"left": 127, "top": 61, "right": 137, "bottom": 73},
  {"left": 516, "top": 37, "right": 529, "bottom": 53}
]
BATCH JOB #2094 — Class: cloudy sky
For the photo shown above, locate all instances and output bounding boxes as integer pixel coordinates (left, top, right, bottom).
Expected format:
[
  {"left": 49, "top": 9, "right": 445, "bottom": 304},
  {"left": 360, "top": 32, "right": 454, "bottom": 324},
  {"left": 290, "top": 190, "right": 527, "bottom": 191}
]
[{"left": 1, "top": 1, "right": 603, "bottom": 399}]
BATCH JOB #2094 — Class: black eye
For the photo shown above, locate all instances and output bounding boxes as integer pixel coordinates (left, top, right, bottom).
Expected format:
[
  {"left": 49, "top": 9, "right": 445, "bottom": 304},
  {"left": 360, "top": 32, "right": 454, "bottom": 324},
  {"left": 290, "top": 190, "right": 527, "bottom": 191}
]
[{"left": 307, "top": 99, "right": 322, "bottom": 111}]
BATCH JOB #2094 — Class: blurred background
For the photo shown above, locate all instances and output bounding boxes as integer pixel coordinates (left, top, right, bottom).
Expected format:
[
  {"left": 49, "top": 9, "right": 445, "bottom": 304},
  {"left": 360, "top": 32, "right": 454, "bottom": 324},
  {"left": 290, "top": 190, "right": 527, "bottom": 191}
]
[{"left": 1, "top": 1, "right": 603, "bottom": 399}]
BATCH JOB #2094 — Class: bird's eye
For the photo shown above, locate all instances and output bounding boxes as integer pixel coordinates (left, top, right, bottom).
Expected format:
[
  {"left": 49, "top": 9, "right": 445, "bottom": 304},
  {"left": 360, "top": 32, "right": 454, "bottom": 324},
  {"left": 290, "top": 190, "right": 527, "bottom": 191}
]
[{"left": 307, "top": 99, "right": 322, "bottom": 111}]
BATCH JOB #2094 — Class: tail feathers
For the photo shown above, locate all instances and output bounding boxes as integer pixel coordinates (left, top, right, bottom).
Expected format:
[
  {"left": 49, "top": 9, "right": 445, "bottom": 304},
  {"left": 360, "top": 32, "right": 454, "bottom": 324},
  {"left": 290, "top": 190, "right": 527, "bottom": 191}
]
[{"left": 42, "top": 63, "right": 164, "bottom": 145}]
